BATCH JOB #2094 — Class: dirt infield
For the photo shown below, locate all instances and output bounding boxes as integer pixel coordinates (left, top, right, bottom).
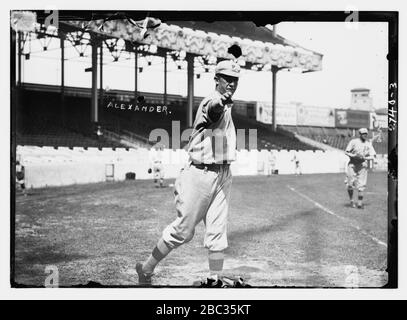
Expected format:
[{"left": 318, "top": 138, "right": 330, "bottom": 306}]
[{"left": 13, "top": 172, "right": 388, "bottom": 287}]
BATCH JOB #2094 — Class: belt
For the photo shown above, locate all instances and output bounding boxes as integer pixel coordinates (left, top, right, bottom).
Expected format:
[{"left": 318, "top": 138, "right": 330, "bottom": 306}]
[{"left": 191, "top": 161, "right": 230, "bottom": 172}]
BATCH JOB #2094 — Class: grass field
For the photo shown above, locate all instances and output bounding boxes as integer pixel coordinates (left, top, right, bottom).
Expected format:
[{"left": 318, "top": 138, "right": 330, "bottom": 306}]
[{"left": 13, "top": 171, "right": 388, "bottom": 287}]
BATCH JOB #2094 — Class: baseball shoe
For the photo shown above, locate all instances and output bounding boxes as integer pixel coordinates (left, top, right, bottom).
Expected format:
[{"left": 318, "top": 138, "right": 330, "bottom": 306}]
[
  {"left": 350, "top": 200, "right": 356, "bottom": 208},
  {"left": 192, "top": 278, "right": 224, "bottom": 288},
  {"left": 193, "top": 276, "right": 251, "bottom": 288},
  {"left": 136, "top": 263, "right": 153, "bottom": 286},
  {"left": 222, "top": 276, "right": 251, "bottom": 288},
  {"left": 357, "top": 202, "right": 364, "bottom": 209}
]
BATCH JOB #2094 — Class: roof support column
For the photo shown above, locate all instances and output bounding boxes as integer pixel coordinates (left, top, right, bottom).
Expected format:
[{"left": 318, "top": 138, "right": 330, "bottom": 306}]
[
  {"left": 271, "top": 25, "right": 278, "bottom": 132},
  {"left": 91, "top": 37, "right": 99, "bottom": 123},
  {"left": 17, "top": 31, "right": 22, "bottom": 86},
  {"left": 134, "top": 45, "right": 138, "bottom": 107},
  {"left": 186, "top": 53, "right": 194, "bottom": 127},
  {"left": 60, "top": 35, "right": 65, "bottom": 125},
  {"left": 271, "top": 65, "right": 279, "bottom": 132},
  {"left": 99, "top": 41, "right": 103, "bottom": 118},
  {"left": 11, "top": 29, "right": 18, "bottom": 150},
  {"left": 164, "top": 52, "right": 167, "bottom": 107}
]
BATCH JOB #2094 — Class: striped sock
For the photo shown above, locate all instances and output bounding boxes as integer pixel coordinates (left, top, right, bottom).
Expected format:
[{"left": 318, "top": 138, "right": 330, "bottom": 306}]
[
  {"left": 142, "top": 238, "right": 172, "bottom": 274},
  {"left": 347, "top": 188, "right": 354, "bottom": 200},
  {"left": 208, "top": 250, "right": 224, "bottom": 280},
  {"left": 357, "top": 194, "right": 363, "bottom": 205}
]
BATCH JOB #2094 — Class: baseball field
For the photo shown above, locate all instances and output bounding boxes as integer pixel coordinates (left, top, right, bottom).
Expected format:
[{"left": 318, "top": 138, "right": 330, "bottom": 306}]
[{"left": 13, "top": 171, "right": 388, "bottom": 287}]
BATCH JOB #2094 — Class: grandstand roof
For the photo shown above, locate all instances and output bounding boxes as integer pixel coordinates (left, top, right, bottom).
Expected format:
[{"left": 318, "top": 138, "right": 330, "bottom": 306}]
[
  {"left": 42, "top": 15, "right": 321, "bottom": 71},
  {"left": 32, "top": 11, "right": 321, "bottom": 55},
  {"left": 169, "top": 21, "right": 285, "bottom": 43},
  {"left": 17, "top": 11, "right": 323, "bottom": 71},
  {"left": 166, "top": 21, "right": 323, "bottom": 56}
]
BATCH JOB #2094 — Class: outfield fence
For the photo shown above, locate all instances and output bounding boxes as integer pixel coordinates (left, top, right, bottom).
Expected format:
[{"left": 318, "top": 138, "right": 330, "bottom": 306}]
[{"left": 16, "top": 146, "right": 388, "bottom": 189}]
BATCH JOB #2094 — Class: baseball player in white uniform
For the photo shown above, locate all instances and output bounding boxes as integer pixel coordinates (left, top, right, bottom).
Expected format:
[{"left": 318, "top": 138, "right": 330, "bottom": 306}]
[
  {"left": 150, "top": 146, "right": 164, "bottom": 188},
  {"left": 136, "top": 60, "right": 241, "bottom": 287},
  {"left": 292, "top": 152, "right": 302, "bottom": 175},
  {"left": 16, "top": 160, "right": 27, "bottom": 196},
  {"left": 266, "top": 151, "right": 277, "bottom": 176},
  {"left": 345, "top": 128, "right": 376, "bottom": 208}
]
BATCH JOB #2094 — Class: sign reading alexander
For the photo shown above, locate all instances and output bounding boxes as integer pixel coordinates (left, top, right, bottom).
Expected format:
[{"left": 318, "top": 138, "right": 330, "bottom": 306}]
[{"left": 335, "top": 109, "right": 370, "bottom": 128}]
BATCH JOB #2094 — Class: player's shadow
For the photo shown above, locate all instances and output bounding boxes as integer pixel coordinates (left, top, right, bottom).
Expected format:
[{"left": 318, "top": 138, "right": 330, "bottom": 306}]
[
  {"left": 344, "top": 203, "right": 369, "bottom": 208},
  {"left": 17, "top": 245, "right": 88, "bottom": 265},
  {"left": 228, "top": 209, "right": 317, "bottom": 243},
  {"left": 227, "top": 209, "right": 328, "bottom": 286}
]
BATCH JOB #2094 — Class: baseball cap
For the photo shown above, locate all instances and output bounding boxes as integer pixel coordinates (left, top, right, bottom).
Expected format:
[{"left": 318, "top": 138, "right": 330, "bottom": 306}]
[
  {"left": 215, "top": 60, "right": 241, "bottom": 78},
  {"left": 358, "top": 128, "right": 368, "bottom": 134}
]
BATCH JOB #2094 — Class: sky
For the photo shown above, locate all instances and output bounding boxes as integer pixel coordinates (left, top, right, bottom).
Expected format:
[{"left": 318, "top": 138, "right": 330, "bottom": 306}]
[{"left": 21, "top": 21, "right": 388, "bottom": 110}]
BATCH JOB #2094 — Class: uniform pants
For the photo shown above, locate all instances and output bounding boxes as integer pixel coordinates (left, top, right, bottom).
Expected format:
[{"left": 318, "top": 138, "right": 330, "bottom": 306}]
[
  {"left": 346, "top": 163, "right": 368, "bottom": 192},
  {"left": 153, "top": 163, "right": 164, "bottom": 179},
  {"left": 162, "top": 162, "right": 232, "bottom": 252}
]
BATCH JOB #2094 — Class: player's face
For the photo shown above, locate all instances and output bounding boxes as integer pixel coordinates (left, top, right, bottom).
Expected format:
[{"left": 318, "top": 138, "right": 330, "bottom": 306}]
[
  {"left": 216, "top": 74, "right": 239, "bottom": 95},
  {"left": 360, "top": 133, "right": 368, "bottom": 141}
]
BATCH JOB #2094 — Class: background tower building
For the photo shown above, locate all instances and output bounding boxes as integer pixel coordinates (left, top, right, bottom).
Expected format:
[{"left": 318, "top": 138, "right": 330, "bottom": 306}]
[{"left": 350, "top": 88, "right": 373, "bottom": 111}]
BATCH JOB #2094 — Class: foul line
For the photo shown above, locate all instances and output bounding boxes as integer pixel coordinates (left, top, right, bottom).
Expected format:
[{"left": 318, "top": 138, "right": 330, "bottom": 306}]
[{"left": 287, "top": 186, "right": 387, "bottom": 248}]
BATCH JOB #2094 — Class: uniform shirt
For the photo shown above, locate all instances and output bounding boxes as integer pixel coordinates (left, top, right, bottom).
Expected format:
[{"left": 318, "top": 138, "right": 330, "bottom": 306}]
[
  {"left": 268, "top": 153, "right": 276, "bottom": 165},
  {"left": 346, "top": 138, "right": 376, "bottom": 165},
  {"left": 187, "top": 91, "right": 237, "bottom": 164},
  {"left": 16, "top": 164, "right": 25, "bottom": 180},
  {"left": 150, "top": 149, "right": 163, "bottom": 166}
]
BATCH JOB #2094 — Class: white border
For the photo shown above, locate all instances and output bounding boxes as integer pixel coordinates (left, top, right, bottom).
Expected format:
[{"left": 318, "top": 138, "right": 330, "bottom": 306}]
[{"left": 1, "top": 0, "right": 406, "bottom": 300}]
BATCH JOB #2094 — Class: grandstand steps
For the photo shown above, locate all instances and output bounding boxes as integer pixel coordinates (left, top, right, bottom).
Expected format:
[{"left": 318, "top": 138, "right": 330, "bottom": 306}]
[
  {"left": 292, "top": 133, "right": 342, "bottom": 152},
  {"left": 277, "top": 126, "right": 335, "bottom": 151},
  {"left": 231, "top": 113, "right": 319, "bottom": 151},
  {"left": 103, "top": 128, "right": 152, "bottom": 149},
  {"left": 280, "top": 125, "right": 388, "bottom": 155}
]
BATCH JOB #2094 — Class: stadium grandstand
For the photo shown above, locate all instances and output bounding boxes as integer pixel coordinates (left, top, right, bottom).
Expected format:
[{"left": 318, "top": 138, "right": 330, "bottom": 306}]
[
  {"left": 12, "top": 11, "right": 327, "bottom": 154},
  {"left": 280, "top": 125, "right": 388, "bottom": 155},
  {"left": 16, "top": 82, "right": 388, "bottom": 154},
  {"left": 11, "top": 11, "right": 388, "bottom": 189},
  {"left": 17, "top": 83, "right": 317, "bottom": 151}
]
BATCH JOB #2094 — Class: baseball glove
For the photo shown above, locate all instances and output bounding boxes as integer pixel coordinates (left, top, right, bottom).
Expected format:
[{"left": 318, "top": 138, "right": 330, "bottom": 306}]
[
  {"left": 352, "top": 153, "right": 366, "bottom": 162},
  {"left": 147, "top": 168, "right": 152, "bottom": 174}
]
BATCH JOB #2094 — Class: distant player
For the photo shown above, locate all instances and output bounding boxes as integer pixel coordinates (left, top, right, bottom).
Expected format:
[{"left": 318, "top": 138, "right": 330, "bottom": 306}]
[
  {"left": 136, "top": 59, "right": 245, "bottom": 287},
  {"left": 292, "top": 152, "right": 302, "bottom": 175},
  {"left": 345, "top": 128, "right": 376, "bottom": 209},
  {"left": 16, "top": 160, "right": 27, "bottom": 196},
  {"left": 266, "top": 151, "right": 277, "bottom": 176},
  {"left": 150, "top": 145, "right": 164, "bottom": 188}
]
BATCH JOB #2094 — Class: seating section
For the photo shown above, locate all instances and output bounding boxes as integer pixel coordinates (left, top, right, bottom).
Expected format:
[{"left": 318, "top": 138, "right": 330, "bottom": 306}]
[
  {"left": 17, "top": 117, "right": 124, "bottom": 149},
  {"left": 231, "top": 114, "right": 318, "bottom": 151},
  {"left": 16, "top": 84, "right": 318, "bottom": 151},
  {"left": 106, "top": 104, "right": 318, "bottom": 150},
  {"left": 16, "top": 90, "right": 125, "bottom": 149},
  {"left": 281, "top": 125, "right": 388, "bottom": 154}
]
